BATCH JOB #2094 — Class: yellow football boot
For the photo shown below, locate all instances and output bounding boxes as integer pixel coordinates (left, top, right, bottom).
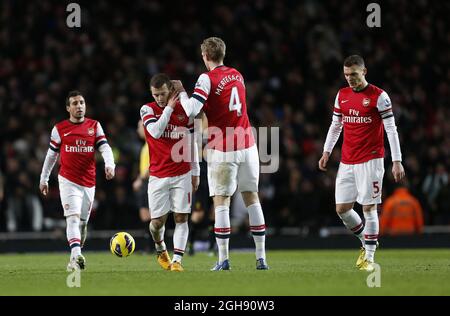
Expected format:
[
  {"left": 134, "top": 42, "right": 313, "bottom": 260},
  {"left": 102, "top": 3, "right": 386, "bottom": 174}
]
[
  {"left": 356, "top": 247, "right": 366, "bottom": 268},
  {"left": 359, "top": 259, "right": 376, "bottom": 272},
  {"left": 170, "top": 261, "right": 184, "bottom": 272},
  {"left": 157, "top": 250, "right": 172, "bottom": 270},
  {"left": 357, "top": 242, "right": 379, "bottom": 269}
]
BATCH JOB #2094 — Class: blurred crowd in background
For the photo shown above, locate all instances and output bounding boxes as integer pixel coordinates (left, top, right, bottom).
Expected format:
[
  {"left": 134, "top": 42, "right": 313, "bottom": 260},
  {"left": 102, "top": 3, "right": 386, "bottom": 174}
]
[{"left": 0, "top": 0, "right": 448, "bottom": 234}]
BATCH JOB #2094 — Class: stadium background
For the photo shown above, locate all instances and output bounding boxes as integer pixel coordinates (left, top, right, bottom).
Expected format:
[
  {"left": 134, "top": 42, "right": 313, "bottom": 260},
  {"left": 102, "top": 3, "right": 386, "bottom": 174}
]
[{"left": 0, "top": 0, "right": 448, "bottom": 252}]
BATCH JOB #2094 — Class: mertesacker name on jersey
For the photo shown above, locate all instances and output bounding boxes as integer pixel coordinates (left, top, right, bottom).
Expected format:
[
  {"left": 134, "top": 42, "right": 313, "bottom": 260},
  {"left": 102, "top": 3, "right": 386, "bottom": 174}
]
[{"left": 215, "top": 74, "right": 243, "bottom": 95}]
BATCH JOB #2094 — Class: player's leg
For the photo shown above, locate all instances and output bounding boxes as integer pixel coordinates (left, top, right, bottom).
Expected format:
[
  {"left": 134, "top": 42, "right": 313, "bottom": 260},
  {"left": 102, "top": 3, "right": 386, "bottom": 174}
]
[
  {"left": 150, "top": 214, "right": 168, "bottom": 251},
  {"left": 242, "top": 192, "right": 269, "bottom": 270},
  {"left": 335, "top": 163, "right": 365, "bottom": 246},
  {"left": 147, "top": 176, "right": 171, "bottom": 270},
  {"left": 149, "top": 213, "right": 170, "bottom": 270},
  {"left": 361, "top": 204, "right": 378, "bottom": 266},
  {"left": 79, "top": 185, "right": 95, "bottom": 248},
  {"left": 356, "top": 158, "right": 384, "bottom": 271},
  {"left": 171, "top": 213, "right": 189, "bottom": 271},
  {"left": 169, "top": 172, "right": 193, "bottom": 271},
  {"left": 239, "top": 145, "right": 268, "bottom": 270},
  {"left": 211, "top": 195, "right": 232, "bottom": 270},
  {"left": 207, "top": 149, "right": 238, "bottom": 270},
  {"left": 59, "top": 176, "right": 84, "bottom": 271}
]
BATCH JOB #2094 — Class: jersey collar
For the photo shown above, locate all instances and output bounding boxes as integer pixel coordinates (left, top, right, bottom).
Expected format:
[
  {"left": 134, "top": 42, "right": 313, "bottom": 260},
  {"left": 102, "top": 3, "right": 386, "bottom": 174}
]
[
  {"left": 68, "top": 118, "right": 85, "bottom": 125},
  {"left": 352, "top": 83, "right": 370, "bottom": 93}
]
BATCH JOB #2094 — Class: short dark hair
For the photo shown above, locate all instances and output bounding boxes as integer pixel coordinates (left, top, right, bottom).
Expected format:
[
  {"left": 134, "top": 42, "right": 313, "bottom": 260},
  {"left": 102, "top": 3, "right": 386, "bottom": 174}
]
[
  {"left": 150, "top": 73, "right": 173, "bottom": 90},
  {"left": 66, "top": 90, "right": 83, "bottom": 106},
  {"left": 344, "top": 55, "right": 365, "bottom": 68}
]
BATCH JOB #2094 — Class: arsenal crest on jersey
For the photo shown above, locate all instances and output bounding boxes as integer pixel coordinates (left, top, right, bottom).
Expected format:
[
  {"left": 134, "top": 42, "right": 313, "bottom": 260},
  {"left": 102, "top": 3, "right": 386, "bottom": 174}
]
[
  {"left": 177, "top": 114, "right": 185, "bottom": 122},
  {"left": 362, "top": 98, "right": 371, "bottom": 107},
  {"left": 88, "top": 128, "right": 95, "bottom": 136}
]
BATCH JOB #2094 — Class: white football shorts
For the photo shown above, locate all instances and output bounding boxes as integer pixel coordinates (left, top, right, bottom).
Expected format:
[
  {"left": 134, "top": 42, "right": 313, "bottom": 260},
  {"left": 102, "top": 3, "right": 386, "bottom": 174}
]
[
  {"left": 335, "top": 158, "right": 385, "bottom": 205},
  {"left": 206, "top": 144, "right": 260, "bottom": 197},
  {"left": 147, "top": 171, "right": 192, "bottom": 219},
  {"left": 58, "top": 175, "right": 95, "bottom": 220}
]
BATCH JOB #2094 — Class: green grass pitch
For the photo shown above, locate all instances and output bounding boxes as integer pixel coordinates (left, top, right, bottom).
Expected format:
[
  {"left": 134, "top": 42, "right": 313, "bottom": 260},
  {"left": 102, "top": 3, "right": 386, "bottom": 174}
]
[{"left": 1, "top": 249, "right": 449, "bottom": 295}]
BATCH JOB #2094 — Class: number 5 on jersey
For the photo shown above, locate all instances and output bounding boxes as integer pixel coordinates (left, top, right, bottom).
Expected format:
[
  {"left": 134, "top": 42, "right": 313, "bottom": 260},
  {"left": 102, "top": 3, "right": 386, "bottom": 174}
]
[{"left": 229, "top": 86, "right": 242, "bottom": 117}]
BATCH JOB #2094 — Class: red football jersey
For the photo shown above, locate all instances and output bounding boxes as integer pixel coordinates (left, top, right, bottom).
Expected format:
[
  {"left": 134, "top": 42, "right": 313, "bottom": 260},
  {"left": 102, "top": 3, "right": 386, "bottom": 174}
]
[
  {"left": 140, "top": 101, "right": 193, "bottom": 178},
  {"left": 49, "top": 118, "right": 108, "bottom": 187},
  {"left": 192, "top": 65, "right": 255, "bottom": 151},
  {"left": 333, "top": 84, "right": 393, "bottom": 164}
]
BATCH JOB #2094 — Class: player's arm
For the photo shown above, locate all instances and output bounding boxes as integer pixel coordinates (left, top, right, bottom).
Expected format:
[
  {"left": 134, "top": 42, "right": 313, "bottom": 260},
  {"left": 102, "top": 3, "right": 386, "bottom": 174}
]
[
  {"left": 319, "top": 93, "right": 343, "bottom": 171},
  {"left": 176, "top": 74, "right": 211, "bottom": 117},
  {"left": 377, "top": 91, "right": 405, "bottom": 182},
  {"left": 95, "top": 122, "right": 116, "bottom": 180},
  {"left": 188, "top": 116, "right": 201, "bottom": 192},
  {"left": 140, "top": 101, "right": 175, "bottom": 139},
  {"left": 39, "top": 126, "right": 61, "bottom": 196}
]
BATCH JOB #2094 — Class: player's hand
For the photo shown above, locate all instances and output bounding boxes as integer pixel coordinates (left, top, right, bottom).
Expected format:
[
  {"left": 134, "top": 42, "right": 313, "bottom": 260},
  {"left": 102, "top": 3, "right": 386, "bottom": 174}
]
[
  {"left": 40, "top": 183, "right": 49, "bottom": 196},
  {"left": 167, "top": 93, "right": 179, "bottom": 109},
  {"left": 132, "top": 177, "right": 143, "bottom": 192},
  {"left": 192, "top": 176, "right": 200, "bottom": 192},
  {"left": 318, "top": 152, "right": 330, "bottom": 171},
  {"left": 171, "top": 80, "right": 185, "bottom": 94},
  {"left": 392, "top": 161, "right": 405, "bottom": 182},
  {"left": 105, "top": 167, "right": 115, "bottom": 180}
]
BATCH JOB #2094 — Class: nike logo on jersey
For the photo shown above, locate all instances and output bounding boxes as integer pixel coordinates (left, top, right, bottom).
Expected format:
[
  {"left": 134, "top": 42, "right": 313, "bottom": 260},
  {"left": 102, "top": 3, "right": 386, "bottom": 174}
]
[
  {"left": 64, "top": 132, "right": 72, "bottom": 137},
  {"left": 341, "top": 100, "right": 349, "bottom": 103}
]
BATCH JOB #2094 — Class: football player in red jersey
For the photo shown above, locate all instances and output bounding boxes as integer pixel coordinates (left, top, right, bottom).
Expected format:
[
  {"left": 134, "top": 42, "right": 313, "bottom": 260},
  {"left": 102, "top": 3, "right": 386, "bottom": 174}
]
[
  {"left": 319, "top": 55, "right": 405, "bottom": 271},
  {"left": 173, "top": 37, "right": 269, "bottom": 271},
  {"left": 140, "top": 74, "right": 200, "bottom": 272},
  {"left": 39, "top": 91, "right": 115, "bottom": 271}
]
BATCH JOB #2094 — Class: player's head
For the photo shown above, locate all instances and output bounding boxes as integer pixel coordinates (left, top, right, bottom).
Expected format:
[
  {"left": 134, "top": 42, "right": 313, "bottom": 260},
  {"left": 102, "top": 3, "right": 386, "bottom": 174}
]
[
  {"left": 66, "top": 90, "right": 86, "bottom": 121},
  {"left": 201, "top": 37, "right": 226, "bottom": 70},
  {"left": 150, "top": 73, "right": 174, "bottom": 107},
  {"left": 343, "top": 55, "right": 367, "bottom": 90}
]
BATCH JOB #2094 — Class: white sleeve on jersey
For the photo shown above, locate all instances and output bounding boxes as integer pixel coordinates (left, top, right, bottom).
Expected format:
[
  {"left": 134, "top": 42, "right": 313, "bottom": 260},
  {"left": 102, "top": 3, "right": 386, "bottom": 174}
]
[
  {"left": 49, "top": 126, "right": 61, "bottom": 151},
  {"left": 179, "top": 73, "right": 211, "bottom": 117},
  {"left": 40, "top": 127, "right": 62, "bottom": 184},
  {"left": 94, "top": 122, "right": 115, "bottom": 168},
  {"left": 189, "top": 122, "right": 200, "bottom": 176},
  {"left": 96, "top": 121, "right": 105, "bottom": 137},
  {"left": 377, "top": 91, "right": 393, "bottom": 118},
  {"left": 333, "top": 92, "right": 341, "bottom": 110},
  {"left": 140, "top": 104, "right": 173, "bottom": 139},
  {"left": 323, "top": 92, "right": 343, "bottom": 153},
  {"left": 95, "top": 122, "right": 108, "bottom": 147},
  {"left": 378, "top": 91, "right": 402, "bottom": 162},
  {"left": 41, "top": 127, "right": 61, "bottom": 184},
  {"left": 98, "top": 143, "right": 115, "bottom": 169},
  {"left": 40, "top": 149, "right": 59, "bottom": 185}
]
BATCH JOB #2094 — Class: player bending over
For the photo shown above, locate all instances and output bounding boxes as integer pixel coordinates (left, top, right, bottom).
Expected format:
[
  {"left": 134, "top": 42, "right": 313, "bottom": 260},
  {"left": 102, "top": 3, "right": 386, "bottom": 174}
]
[{"left": 140, "top": 74, "right": 200, "bottom": 272}]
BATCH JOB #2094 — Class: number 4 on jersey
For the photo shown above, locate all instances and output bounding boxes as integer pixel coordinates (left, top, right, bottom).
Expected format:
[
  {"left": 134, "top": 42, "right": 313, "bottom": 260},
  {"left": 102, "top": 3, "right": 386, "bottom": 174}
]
[{"left": 229, "top": 86, "right": 242, "bottom": 117}]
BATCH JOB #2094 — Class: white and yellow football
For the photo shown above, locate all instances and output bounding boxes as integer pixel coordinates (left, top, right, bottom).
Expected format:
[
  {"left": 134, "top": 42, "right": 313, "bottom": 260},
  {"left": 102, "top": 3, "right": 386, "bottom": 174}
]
[{"left": 110, "top": 232, "right": 135, "bottom": 257}]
